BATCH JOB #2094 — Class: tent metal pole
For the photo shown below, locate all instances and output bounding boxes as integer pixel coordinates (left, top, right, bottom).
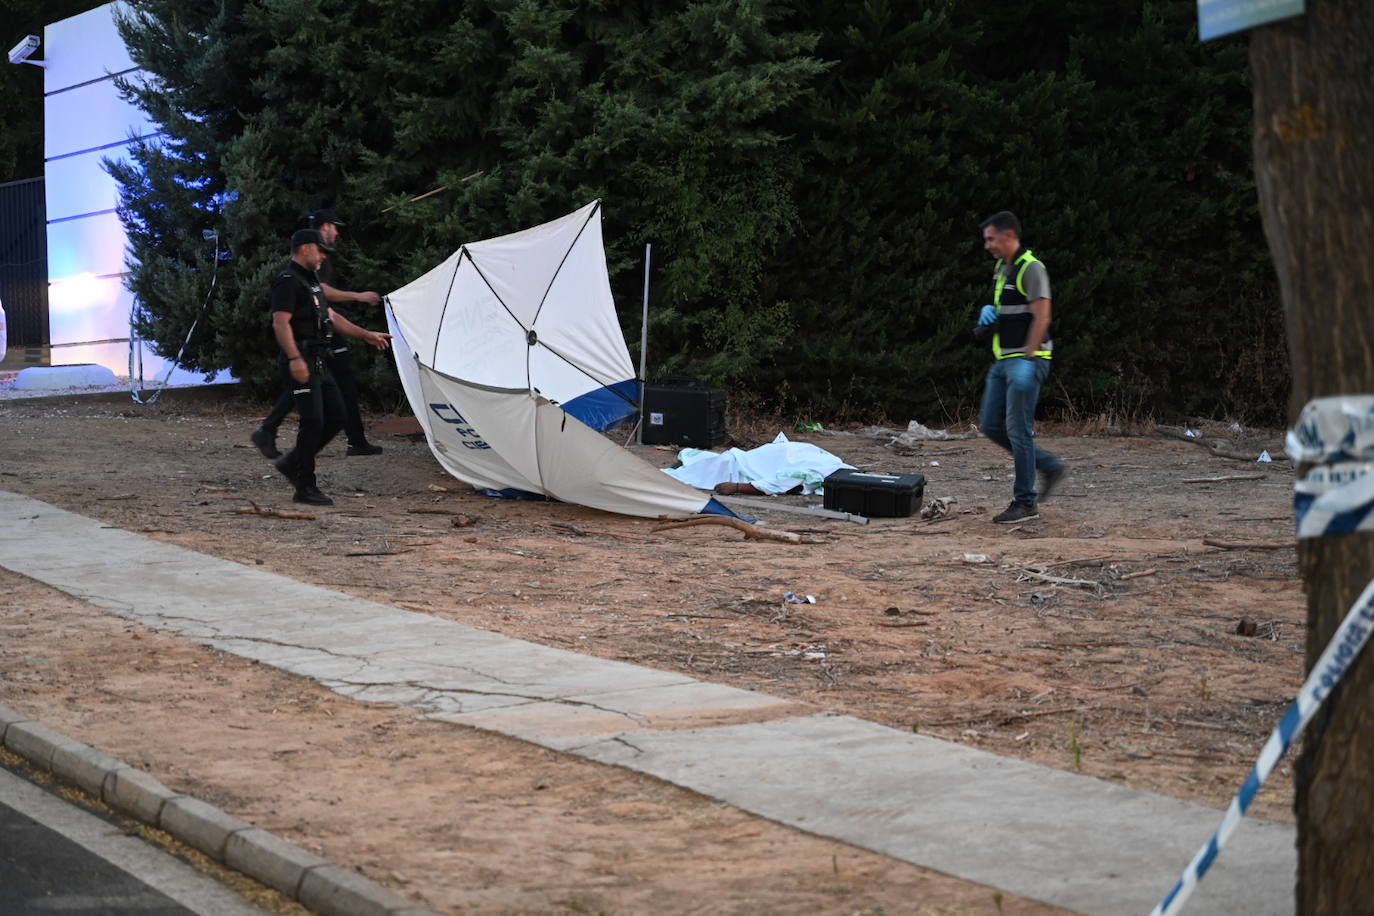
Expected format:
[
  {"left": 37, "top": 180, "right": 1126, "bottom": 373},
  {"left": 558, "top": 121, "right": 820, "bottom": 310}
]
[{"left": 636, "top": 243, "right": 651, "bottom": 446}]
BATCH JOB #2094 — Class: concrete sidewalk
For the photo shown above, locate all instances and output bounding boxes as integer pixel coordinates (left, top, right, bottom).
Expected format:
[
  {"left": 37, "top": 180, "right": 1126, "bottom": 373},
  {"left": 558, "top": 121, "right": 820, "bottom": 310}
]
[{"left": 0, "top": 490, "right": 1295, "bottom": 915}]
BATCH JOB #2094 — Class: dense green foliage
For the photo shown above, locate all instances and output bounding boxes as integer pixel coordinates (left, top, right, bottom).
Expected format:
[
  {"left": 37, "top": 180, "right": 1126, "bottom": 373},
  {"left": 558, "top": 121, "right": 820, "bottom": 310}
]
[{"left": 109, "top": 0, "right": 1288, "bottom": 425}]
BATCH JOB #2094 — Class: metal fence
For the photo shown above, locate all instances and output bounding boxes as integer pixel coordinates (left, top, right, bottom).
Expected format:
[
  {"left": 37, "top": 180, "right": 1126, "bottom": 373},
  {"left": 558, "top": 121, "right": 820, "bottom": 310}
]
[{"left": 0, "top": 176, "right": 48, "bottom": 348}]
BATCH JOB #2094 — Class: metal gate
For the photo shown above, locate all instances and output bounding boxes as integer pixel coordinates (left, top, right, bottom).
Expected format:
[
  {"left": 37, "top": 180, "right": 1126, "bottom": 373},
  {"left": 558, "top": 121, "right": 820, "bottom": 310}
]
[{"left": 0, "top": 176, "right": 49, "bottom": 349}]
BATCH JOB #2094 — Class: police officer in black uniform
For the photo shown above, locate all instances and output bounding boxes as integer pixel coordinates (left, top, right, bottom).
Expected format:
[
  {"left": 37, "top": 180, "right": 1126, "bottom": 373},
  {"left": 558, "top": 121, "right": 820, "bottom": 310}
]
[
  {"left": 269, "top": 228, "right": 391, "bottom": 505},
  {"left": 252, "top": 208, "right": 385, "bottom": 459}
]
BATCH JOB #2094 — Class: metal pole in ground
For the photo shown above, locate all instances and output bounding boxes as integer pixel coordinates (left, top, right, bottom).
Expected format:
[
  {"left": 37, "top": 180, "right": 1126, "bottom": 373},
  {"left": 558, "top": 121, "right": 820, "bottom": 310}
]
[{"left": 636, "top": 243, "right": 651, "bottom": 446}]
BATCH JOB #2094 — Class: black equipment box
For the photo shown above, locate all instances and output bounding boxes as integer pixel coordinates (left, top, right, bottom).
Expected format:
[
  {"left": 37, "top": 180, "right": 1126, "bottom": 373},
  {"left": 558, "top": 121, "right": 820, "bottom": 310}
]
[
  {"left": 641, "top": 382, "right": 728, "bottom": 448},
  {"left": 822, "top": 469, "right": 926, "bottom": 518}
]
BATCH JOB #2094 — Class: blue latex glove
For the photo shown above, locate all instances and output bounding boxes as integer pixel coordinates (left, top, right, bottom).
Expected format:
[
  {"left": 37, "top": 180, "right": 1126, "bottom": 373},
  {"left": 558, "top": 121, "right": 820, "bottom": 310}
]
[{"left": 977, "top": 304, "right": 998, "bottom": 325}]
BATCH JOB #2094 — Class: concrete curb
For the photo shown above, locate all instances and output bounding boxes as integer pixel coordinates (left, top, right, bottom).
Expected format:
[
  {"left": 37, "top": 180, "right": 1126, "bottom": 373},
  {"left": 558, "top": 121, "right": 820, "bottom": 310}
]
[
  {"left": 0, "top": 701, "right": 436, "bottom": 916},
  {"left": 0, "top": 380, "right": 239, "bottom": 407}
]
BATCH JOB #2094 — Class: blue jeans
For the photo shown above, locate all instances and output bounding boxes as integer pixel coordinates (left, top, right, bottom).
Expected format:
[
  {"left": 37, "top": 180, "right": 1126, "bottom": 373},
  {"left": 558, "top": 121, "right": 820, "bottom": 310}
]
[{"left": 979, "top": 357, "right": 1062, "bottom": 506}]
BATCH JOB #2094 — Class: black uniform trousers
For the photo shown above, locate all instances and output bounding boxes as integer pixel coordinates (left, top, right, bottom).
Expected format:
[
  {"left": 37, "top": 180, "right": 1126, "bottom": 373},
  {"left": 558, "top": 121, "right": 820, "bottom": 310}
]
[
  {"left": 277, "top": 351, "right": 345, "bottom": 490},
  {"left": 263, "top": 346, "right": 367, "bottom": 447}
]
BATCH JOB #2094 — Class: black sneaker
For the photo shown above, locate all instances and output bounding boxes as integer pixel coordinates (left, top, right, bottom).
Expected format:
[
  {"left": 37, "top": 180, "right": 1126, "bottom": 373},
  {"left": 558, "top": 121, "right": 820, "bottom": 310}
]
[
  {"left": 993, "top": 500, "right": 1039, "bottom": 524},
  {"left": 1040, "top": 465, "right": 1067, "bottom": 502},
  {"left": 272, "top": 455, "right": 299, "bottom": 487},
  {"left": 346, "top": 442, "right": 384, "bottom": 456},
  {"left": 293, "top": 486, "right": 334, "bottom": 506},
  {"left": 251, "top": 427, "right": 281, "bottom": 459}
]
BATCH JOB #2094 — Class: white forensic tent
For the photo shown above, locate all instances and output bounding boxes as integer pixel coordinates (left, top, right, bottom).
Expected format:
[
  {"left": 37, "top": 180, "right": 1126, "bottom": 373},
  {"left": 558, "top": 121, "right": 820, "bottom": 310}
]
[{"left": 386, "top": 200, "right": 733, "bottom": 519}]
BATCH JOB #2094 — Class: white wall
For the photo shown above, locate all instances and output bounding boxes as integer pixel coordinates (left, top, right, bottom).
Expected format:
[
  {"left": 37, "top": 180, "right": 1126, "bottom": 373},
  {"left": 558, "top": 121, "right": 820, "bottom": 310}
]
[{"left": 44, "top": 2, "right": 227, "bottom": 384}]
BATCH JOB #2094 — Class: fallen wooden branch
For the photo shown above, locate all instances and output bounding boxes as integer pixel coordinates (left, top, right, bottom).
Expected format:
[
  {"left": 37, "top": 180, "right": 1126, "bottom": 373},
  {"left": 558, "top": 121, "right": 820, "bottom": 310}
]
[
  {"left": 1155, "top": 425, "right": 1285, "bottom": 463},
  {"left": 342, "top": 548, "right": 414, "bottom": 557},
  {"left": 663, "top": 613, "right": 738, "bottom": 620},
  {"left": 996, "top": 705, "right": 1090, "bottom": 725},
  {"left": 653, "top": 515, "right": 803, "bottom": 544},
  {"left": 1044, "top": 554, "right": 1117, "bottom": 568},
  {"left": 876, "top": 620, "right": 930, "bottom": 628},
  {"left": 1118, "top": 568, "right": 1159, "bottom": 581},
  {"left": 232, "top": 500, "right": 315, "bottom": 520},
  {"left": 551, "top": 522, "right": 588, "bottom": 536},
  {"left": 1202, "top": 538, "right": 1289, "bottom": 551},
  {"left": 1182, "top": 474, "right": 1266, "bottom": 484},
  {"left": 408, "top": 507, "right": 465, "bottom": 516},
  {"left": 1016, "top": 567, "right": 1103, "bottom": 590}
]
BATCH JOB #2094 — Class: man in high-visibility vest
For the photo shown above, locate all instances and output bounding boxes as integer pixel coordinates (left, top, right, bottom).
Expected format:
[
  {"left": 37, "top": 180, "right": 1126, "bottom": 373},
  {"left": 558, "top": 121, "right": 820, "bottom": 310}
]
[{"left": 974, "top": 210, "right": 1066, "bottom": 523}]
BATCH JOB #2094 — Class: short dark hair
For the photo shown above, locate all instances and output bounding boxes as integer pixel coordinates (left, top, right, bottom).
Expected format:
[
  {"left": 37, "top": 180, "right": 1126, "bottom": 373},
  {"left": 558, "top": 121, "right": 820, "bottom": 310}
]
[{"left": 979, "top": 210, "right": 1021, "bottom": 236}]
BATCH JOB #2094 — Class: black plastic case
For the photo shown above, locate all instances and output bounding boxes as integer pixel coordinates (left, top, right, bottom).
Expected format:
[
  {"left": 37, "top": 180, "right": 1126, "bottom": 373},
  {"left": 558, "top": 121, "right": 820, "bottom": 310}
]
[{"left": 822, "top": 469, "right": 926, "bottom": 518}]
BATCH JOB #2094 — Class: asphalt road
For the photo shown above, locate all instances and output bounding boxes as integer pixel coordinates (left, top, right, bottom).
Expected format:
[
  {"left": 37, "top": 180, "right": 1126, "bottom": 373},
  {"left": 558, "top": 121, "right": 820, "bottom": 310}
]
[{"left": 0, "top": 764, "right": 265, "bottom": 916}]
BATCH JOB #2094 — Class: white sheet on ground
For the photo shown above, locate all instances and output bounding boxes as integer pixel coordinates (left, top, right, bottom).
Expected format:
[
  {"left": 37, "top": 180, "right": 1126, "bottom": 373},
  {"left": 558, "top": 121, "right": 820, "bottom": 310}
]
[{"left": 662, "top": 433, "right": 854, "bottom": 495}]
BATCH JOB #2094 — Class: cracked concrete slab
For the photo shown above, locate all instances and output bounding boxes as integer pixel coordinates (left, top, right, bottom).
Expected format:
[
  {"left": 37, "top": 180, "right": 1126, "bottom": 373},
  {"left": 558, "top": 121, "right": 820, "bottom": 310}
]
[
  {"left": 575, "top": 714, "right": 1292, "bottom": 916},
  {"left": 435, "top": 679, "right": 797, "bottom": 747},
  {"left": 436, "top": 682, "right": 795, "bottom": 750},
  {"left": 0, "top": 490, "right": 1295, "bottom": 916}
]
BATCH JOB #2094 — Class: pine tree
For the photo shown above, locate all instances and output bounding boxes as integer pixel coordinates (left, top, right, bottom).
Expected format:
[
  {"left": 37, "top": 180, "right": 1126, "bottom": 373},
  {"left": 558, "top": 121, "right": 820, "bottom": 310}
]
[
  {"left": 338, "top": 0, "right": 825, "bottom": 386},
  {"left": 108, "top": 0, "right": 1283, "bottom": 425},
  {"left": 109, "top": 0, "right": 266, "bottom": 379},
  {"left": 111, "top": 0, "right": 824, "bottom": 399}
]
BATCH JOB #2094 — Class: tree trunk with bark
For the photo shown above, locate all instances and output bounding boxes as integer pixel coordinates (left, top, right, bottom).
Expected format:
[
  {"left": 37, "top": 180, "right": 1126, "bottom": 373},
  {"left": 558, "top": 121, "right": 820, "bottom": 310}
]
[{"left": 1251, "top": 2, "right": 1374, "bottom": 911}]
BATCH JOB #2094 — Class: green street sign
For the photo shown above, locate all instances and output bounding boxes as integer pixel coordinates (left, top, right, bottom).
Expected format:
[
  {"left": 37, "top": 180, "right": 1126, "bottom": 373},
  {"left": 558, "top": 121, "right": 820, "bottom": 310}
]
[{"left": 1198, "top": 0, "right": 1305, "bottom": 40}]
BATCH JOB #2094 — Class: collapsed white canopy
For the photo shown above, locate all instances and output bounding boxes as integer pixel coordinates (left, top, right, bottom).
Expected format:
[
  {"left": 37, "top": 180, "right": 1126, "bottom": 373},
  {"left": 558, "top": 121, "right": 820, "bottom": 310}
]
[{"left": 386, "top": 201, "right": 728, "bottom": 519}]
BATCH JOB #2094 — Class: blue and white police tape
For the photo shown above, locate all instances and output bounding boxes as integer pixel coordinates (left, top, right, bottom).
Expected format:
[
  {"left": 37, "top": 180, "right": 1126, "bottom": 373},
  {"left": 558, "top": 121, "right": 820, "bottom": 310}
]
[
  {"left": 1149, "top": 572, "right": 1374, "bottom": 916},
  {"left": 1288, "top": 397, "right": 1374, "bottom": 539},
  {"left": 1286, "top": 395, "right": 1374, "bottom": 465},
  {"left": 1295, "top": 460, "right": 1374, "bottom": 539}
]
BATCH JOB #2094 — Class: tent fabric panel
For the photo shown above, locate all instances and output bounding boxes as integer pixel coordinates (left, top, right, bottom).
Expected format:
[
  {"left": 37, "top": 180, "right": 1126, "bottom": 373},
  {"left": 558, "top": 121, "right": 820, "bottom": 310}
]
[
  {"left": 386, "top": 308, "right": 444, "bottom": 464},
  {"left": 419, "top": 369, "right": 546, "bottom": 493},
  {"left": 385, "top": 248, "right": 463, "bottom": 364},
  {"left": 530, "top": 216, "right": 634, "bottom": 386},
  {"left": 429, "top": 261, "right": 530, "bottom": 387},
  {"left": 464, "top": 201, "right": 601, "bottom": 328},
  {"left": 525, "top": 344, "right": 629, "bottom": 413},
  {"left": 530, "top": 399, "right": 711, "bottom": 518}
]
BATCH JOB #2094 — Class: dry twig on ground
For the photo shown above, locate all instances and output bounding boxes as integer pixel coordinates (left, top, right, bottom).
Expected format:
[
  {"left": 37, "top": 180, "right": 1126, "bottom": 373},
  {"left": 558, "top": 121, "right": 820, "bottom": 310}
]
[
  {"left": 1118, "top": 568, "right": 1159, "bottom": 580},
  {"left": 231, "top": 501, "right": 315, "bottom": 520},
  {"left": 1202, "top": 538, "right": 1289, "bottom": 551},
  {"left": 1015, "top": 566, "right": 1103, "bottom": 591},
  {"left": 1155, "top": 425, "right": 1283, "bottom": 463},
  {"left": 654, "top": 516, "right": 803, "bottom": 544}
]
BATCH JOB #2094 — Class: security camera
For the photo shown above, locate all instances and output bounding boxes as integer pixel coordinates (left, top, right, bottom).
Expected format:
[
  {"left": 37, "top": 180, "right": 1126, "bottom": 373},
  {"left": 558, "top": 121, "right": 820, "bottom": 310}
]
[{"left": 8, "top": 35, "right": 43, "bottom": 67}]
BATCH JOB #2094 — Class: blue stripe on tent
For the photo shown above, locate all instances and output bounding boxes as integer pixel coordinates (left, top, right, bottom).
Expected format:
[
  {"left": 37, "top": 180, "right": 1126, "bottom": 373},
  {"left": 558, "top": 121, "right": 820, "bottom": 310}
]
[
  {"left": 700, "top": 497, "right": 749, "bottom": 521},
  {"left": 561, "top": 378, "right": 639, "bottom": 431}
]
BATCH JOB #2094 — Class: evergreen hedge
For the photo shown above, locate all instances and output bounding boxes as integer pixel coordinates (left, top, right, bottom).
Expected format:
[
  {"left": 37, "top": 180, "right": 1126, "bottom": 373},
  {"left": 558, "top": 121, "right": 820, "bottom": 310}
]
[{"left": 109, "top": 0, "right": 1289, "bottom": 426}]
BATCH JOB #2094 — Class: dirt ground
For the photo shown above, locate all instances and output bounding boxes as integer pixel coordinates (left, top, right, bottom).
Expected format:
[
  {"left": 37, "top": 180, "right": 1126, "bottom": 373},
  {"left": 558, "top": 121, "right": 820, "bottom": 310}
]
[{"left": 0, "top": 391, "right": 1305, "bottom": 915}]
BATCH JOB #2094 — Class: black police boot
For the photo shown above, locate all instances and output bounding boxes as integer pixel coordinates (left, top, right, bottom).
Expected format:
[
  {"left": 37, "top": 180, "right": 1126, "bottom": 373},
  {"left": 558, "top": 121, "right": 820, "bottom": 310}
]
[
  {"left": 251, "top": 426, "right": 281, "bottom": 459},
  {"left": 293, "top": 486, "right": 334, "bottom": 506},
  {"left": 273, "top": 454, "right": 299, "bottom": 487},
  {"left": 346, "top": 441, "right": 384, "bottom": 456}
]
